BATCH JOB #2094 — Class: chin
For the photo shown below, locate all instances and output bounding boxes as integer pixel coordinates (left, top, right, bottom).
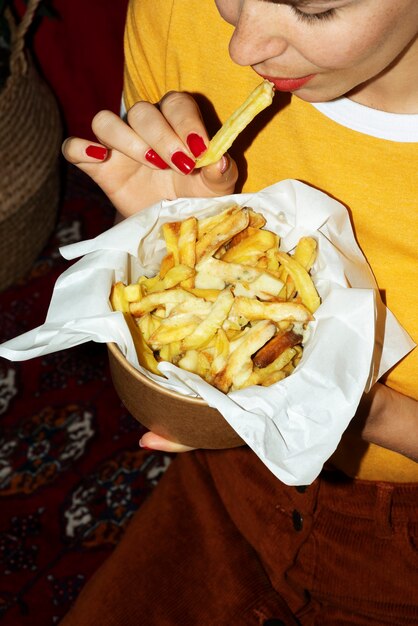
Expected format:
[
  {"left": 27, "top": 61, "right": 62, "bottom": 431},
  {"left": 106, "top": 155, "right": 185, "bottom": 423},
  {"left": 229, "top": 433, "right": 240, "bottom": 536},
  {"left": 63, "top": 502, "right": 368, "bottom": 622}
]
[{"left": 294, "top": 86, "right": 349, "bottom": 103}]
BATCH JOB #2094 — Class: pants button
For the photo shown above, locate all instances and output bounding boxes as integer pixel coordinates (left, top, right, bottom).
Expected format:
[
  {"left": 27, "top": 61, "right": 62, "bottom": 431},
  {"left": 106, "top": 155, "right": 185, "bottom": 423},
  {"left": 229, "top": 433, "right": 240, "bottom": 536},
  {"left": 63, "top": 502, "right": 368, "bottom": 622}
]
[{"left": 292, "top": 509, "right": 303, "bottom": 531}]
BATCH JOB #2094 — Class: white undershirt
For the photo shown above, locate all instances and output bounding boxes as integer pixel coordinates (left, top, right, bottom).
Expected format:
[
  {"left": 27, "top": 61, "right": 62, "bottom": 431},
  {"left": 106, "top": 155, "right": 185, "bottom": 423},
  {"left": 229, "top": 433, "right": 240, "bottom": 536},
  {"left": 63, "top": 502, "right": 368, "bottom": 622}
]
[{"left": 312, "top": 98, "right": 418, "bottom": 143}]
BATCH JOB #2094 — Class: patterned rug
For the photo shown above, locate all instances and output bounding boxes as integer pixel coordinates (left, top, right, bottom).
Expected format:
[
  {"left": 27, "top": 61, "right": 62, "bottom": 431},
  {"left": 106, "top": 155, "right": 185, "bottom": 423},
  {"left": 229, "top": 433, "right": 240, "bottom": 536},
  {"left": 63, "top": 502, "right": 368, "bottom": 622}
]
[{"left": 0, "top": 167, "right": 172, "bottom": 625}]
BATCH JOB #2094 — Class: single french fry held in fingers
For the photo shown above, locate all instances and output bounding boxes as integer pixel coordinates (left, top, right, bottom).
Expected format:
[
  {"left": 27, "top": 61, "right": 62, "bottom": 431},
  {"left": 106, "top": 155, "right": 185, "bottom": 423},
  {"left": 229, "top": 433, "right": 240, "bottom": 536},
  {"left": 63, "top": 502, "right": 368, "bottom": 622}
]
[
  {"left": 110, "top": 204, "right": 321, "bottom": 394},
  {"left": 195, "top": 80, "right": 275, "bottom": 168}
]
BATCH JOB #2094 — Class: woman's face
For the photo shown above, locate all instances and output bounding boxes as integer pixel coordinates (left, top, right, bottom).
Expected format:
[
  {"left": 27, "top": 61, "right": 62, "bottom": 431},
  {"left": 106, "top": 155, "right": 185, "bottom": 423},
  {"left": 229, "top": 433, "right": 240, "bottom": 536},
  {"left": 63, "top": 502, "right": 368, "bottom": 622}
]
[{"left": 215, "top": 0, "right": 418, "bottom": 106}]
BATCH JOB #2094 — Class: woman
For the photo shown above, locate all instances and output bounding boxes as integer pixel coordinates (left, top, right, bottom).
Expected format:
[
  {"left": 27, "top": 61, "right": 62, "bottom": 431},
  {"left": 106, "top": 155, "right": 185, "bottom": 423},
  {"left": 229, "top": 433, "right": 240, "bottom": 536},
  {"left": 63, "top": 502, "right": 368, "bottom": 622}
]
[{"left": 61, "top": 1, "right": 418, "bottom": 623}]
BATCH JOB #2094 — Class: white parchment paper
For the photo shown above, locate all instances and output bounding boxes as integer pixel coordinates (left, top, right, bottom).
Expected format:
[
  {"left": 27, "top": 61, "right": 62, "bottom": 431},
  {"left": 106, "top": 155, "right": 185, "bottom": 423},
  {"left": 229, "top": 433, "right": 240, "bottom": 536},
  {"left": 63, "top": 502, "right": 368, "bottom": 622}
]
[{"left": 0, "top": 180, "right": 414, "bottom": 485}]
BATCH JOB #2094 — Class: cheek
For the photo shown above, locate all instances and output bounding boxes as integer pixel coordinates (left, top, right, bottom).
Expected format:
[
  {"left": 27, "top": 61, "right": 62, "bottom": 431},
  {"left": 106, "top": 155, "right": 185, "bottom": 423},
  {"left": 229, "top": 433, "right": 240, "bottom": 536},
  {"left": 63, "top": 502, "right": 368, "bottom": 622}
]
[
  {"left": 215, "top": 0, "right": 240, "bottom": 25},
  {"left": 305, "top": 25, "right": 386, "bottom": 71},
  {"left": 304, "top": 4, "right": 412, "bottom": 72}
]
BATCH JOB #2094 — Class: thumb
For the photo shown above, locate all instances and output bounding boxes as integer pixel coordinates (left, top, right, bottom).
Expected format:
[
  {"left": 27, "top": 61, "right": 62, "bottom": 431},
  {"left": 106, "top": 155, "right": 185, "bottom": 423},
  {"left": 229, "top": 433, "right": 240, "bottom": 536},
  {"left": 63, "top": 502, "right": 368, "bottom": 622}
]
[
  {"left": 139, "top": 431, "right": 196, "bottom": 453},
  {"left": 198, "top": 154, "right": 238, "bottom": 197}
]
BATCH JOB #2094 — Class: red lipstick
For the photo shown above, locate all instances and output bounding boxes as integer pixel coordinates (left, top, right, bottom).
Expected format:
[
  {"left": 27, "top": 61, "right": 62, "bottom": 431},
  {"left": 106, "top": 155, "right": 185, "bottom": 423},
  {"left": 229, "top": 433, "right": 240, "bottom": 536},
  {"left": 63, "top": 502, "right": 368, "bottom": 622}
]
[{"left": 260, "top": 74, "right": 315, "bottom": 92}]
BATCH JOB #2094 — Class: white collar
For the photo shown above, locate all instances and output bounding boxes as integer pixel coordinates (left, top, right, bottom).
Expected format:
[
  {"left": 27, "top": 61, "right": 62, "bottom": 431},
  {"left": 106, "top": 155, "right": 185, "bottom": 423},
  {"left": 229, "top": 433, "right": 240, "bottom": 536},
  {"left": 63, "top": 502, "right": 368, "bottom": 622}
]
[{"left": 312, "top": 98, "right": 418, "bottom": 143}]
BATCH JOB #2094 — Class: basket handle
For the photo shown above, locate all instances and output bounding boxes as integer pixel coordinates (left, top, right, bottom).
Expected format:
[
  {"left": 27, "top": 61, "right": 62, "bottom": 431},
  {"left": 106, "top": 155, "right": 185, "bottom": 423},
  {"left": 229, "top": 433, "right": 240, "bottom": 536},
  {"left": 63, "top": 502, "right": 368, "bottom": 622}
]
[{"left": 9, "top": 0, "right": 43, "bottom": 75}]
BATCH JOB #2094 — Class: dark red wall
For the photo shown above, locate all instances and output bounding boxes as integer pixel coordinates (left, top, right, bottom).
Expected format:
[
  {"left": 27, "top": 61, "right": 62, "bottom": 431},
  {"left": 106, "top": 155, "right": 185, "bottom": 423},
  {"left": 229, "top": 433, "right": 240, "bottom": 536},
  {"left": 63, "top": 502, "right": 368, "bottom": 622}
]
[{"left": 18, "top": 0, "right": 129, "bottom": 138}]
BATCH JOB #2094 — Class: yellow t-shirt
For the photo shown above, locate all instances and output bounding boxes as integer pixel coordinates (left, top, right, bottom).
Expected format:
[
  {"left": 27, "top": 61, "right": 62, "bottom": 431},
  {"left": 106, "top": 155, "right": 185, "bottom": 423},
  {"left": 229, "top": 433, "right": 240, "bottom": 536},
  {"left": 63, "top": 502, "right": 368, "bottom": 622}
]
[{"left": 123, "top": 0, "right": 418, "bottom": 481}]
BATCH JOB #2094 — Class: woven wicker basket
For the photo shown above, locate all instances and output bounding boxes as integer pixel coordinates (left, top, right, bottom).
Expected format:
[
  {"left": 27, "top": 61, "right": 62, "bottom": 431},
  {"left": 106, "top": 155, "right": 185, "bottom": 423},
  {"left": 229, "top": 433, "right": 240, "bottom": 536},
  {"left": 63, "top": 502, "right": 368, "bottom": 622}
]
[{"left": 0, "top": 0, "right": 62, "bottom": 291}]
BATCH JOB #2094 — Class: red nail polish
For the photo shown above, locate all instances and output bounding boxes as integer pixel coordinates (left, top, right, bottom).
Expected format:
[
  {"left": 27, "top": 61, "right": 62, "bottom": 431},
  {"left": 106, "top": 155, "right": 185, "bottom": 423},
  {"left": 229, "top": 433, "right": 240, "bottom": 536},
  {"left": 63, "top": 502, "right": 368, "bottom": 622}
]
[
  {"left": 145, "top": 148, "right": 169, "bottom": 170},
  {"left": 171, "top": 151, "right": 195, "bottom": 175},
  {"left": 186, "top": 133, "right": 207, "bottom": 158},
  {"left": 86, "top": 145, "right": 108, "bottom": 160}
]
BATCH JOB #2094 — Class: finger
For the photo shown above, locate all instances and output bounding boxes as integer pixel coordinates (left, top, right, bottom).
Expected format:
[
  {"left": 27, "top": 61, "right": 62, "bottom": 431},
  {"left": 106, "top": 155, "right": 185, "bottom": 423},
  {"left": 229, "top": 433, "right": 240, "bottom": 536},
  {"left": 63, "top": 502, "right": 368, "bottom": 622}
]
[
  {"left": 92, "top": 109, "right": 168, "bottom": 170},
  {"left": 127, "top": 99, "right": 197, "bottom": 175},
  {"left": 62, "top": 137, "right": 109, "bottom": 164},
  {"left": 159, "top": 91, "right": 209, "bottom": 158},
  {"left": 199, "top": 153, "right": 239, "bottom": 195},
  {"left": 139, "top": 431, "right": 196, "bottom": 453}
]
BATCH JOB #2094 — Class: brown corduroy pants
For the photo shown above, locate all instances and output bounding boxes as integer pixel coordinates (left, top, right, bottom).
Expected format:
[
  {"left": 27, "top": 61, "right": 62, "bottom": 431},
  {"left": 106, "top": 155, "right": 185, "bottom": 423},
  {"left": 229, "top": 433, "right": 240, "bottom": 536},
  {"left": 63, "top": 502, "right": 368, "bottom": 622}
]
[{"left": 60, "top": 447, "right": 418, "bottom": 626}]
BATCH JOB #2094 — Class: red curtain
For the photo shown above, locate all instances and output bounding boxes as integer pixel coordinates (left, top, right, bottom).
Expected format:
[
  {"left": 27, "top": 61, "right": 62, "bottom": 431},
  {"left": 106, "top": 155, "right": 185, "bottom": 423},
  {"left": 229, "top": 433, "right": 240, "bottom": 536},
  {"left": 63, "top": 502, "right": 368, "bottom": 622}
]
[{"left": 19, "top": 0, "right": 129, "bottom": 138}]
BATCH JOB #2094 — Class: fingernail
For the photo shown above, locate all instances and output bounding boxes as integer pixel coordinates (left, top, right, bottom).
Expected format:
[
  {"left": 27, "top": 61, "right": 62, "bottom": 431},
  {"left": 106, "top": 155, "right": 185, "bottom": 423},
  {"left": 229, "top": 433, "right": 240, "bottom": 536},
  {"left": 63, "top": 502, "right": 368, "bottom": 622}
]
[
  {"left": 171, "top": 151, "right": 195, "bottom": 175},
  {"left": 86, "top": 145, "right": 108, "bottom": 160},
  {"left": 219, "top": 154, "right": 229, "bottom": 174},
  {"left": 139, "top": 439, "right": 152, "bottom": 450},
  {"left": 186, "top": 133, "right": 207, "bottom": 158},
  {"left": 145, "top": 148, "right": 169, "bottom": 170}
]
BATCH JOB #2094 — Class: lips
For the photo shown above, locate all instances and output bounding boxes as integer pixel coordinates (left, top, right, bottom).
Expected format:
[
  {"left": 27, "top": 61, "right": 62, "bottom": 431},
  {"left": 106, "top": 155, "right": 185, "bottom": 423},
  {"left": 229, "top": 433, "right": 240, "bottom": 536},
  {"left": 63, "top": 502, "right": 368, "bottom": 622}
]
[{"left": 259, "top": 74, "right": 315, "bottom": 92}]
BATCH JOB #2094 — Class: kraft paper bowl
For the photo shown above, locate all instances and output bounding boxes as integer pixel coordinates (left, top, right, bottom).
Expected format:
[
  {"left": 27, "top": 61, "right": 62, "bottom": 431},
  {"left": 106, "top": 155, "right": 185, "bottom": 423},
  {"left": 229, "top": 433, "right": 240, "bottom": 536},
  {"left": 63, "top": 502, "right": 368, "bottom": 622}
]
[{"left": 107, "top": 343, "right": 244, "bottom": 449}]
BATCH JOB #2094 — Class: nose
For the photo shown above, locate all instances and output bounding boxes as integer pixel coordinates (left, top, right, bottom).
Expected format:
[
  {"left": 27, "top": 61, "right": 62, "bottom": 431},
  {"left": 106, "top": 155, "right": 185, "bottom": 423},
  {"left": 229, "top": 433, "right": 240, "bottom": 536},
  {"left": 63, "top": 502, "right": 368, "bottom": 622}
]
[{"left": 228, "top": 3, "right": 288, "bottom": 67}]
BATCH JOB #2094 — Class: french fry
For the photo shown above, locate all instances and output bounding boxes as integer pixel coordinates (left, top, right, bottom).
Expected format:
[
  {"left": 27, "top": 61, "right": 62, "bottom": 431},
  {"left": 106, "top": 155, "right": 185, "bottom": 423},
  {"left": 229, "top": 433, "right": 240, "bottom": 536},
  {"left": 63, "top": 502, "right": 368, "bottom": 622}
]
[
  {"left": 159, "top": 340, "right": 183, "bottom": 364},
  {"left": 293, "top": 237, "right": 317, "bottom": 271},
  {"left": 195, "top": 80, "right": 275, "bottom": 167},
  {"left": 181, "top": 288, "right": 234, "bottom": 351},
  {"left": 159, "top": 252, "right": 175, "bottom": 278},
  {"left": 149, "top": 313, "right": 202, "bottom": 349},
  {"left": 179, "top": 217, "right": 198, "bottom": 288},
  {"left": 211, "top": 328, "right": 230, "bottom": 377},
  {"left": 214, "top": 320, "right": 276, "bottom": 392},
  {"left": 292, "top": 345, "right": 303, "bottom": 367},
  {"left": 196, "top": 256, "right": 274, "bottom": 285},
  {"left": 169, "top": 298, "right": 213, "bottom": 317},
  {"left": 162, "top": 221, "right": 181, "bottom": 264},
  {"left": 221, "top": 228, "right": 277, "bottom": 264},
  {"left": 247, "top": 208, "right": 267, "bottom": 229},
  {"left": 177, "top": 350, "right": 212, "bottom": 382},
  {"left": 195, "top": 208, "right": 249, "bottom": 262},
  {"left": 145, "top": 264, "right": 195, "bottom": 293},
  {"left": 194, "top": 272, "right": 226, "bottom": 290},
  {"left": 136, "top": 313, "right": 161, "bottom": 342},
  {"left": 255, "top": 369, "right": 287, "bottom": 387},
  {"left": 197, "top": 204, "right": 240, "bottom": 238},
  {"left": 110, "top": 282, "right": 130, "bottom": 313},
  {"left": 183, "top": 287, "right": 222, "bottom": 302},
  {"left": 255, "top": 256, "right": 268, "bottom": 270},
  {"left": 162, "top": 264, "right": 195, "bottom": 289},
  {"left": 266, "top": 247, "right": 281, "bottom": 273},
  {"left": 110, "top": 283, "right": 161, "bottom": 375},
  {"left": 230, "top": 296, "right": 312, "bottom": 324},
  {"left": 252, "top": 329, "right": 303, "bottom": 368},
  {"left": 226, "top": 225, "right": 264, "bottom": 248},
  {"left": 130, "top": 288, "right": 197, "bottom": 316},
  {"left": 138, "top": 274, "right": 162, "bottom": 295},
  {"left": 126, "top": 314, "right": 161, "bottom": 376},
  {"left": 123, "top": 283, "right": 142, "bottom": 302},
  {"left": 232, "top": 272, "right": 284, "bottom": 300},
  {"left": 276, "top": 251, "right": 320, "bottom": 313},
  {"left": 249, "top": 347, "right": 297, "bottom": 386}
]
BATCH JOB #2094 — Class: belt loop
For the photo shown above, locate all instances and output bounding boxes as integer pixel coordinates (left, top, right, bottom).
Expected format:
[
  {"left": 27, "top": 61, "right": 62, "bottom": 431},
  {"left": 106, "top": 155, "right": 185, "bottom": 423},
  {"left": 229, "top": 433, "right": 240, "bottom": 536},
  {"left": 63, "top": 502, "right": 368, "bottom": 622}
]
[{"left": 374, "top": 483, "right": 394, "bottom": 538}]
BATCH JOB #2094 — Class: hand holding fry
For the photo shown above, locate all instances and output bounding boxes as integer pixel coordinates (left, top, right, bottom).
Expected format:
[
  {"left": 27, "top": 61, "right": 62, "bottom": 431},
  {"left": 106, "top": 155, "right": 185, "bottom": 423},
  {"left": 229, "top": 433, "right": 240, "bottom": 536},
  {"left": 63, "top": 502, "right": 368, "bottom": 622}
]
[{"left": 62, "top": 93, "right": 239, "bottom": 218}]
